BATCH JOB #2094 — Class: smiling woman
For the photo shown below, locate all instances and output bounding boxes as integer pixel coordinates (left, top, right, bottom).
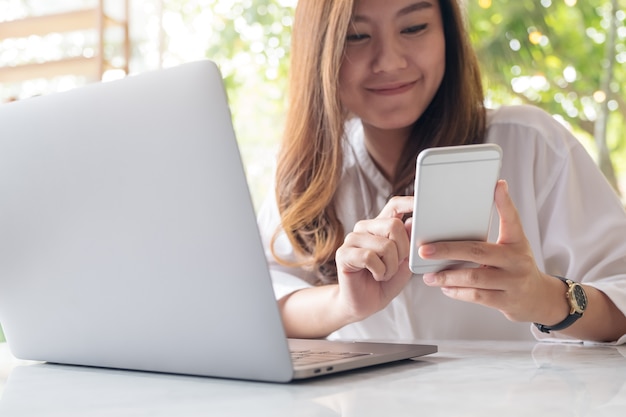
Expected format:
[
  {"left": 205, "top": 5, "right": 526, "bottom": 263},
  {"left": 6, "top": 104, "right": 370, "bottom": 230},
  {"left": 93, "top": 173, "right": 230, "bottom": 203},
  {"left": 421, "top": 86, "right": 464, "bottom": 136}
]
[{"left": 256, "top": 0, "right": 626, "bottom": 344}]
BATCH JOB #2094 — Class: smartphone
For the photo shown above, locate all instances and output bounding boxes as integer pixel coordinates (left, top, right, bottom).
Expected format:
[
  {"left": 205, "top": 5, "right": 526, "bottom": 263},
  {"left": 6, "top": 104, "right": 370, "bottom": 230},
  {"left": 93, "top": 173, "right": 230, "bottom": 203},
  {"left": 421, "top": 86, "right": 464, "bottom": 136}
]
[{"left": 408, "top": 143, "right": 502, "bottom": 274}]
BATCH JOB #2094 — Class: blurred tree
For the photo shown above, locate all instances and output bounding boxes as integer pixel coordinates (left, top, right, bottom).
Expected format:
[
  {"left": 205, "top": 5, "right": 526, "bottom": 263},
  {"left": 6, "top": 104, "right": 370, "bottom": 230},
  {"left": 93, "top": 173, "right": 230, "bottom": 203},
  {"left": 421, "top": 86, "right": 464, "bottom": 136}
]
[
  {"left": 159, "top": 0, "right": 296, "bottom": 207},
  {"left": 158, "top": 0, "right": 625, "bottom": 199},
  {"left": 160, "top": 0, "right": 293, "bottom": 91},
  {"left": 3, "top": 0, "right": 623, "bottom": 199},
  {"left": 468, "top": 0, "right": 626, "bottom": 195}
]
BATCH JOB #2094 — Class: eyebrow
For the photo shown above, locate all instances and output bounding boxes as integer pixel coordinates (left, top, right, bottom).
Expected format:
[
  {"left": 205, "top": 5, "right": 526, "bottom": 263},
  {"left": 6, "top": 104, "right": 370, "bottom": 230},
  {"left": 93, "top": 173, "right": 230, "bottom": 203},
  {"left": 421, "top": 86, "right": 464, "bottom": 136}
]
[{"left": 352, "top": 1, "right": 434, "bottom": 23}]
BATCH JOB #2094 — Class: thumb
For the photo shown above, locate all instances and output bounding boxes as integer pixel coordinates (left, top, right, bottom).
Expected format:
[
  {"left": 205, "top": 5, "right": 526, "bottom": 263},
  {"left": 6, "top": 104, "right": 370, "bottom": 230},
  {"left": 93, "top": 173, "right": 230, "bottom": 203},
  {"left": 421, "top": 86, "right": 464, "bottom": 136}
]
[{"left": 495, "top": 180, "right": 526, "bottom": 245}]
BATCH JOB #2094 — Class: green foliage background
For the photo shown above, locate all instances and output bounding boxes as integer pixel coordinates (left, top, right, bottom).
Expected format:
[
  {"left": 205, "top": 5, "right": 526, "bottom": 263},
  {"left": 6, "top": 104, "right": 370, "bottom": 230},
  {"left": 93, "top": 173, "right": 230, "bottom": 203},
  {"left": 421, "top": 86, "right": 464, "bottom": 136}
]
[
  {"left": 468, "top": 0, "right": 626, "bottom": 192},
  {"left": 160, "top": 0, "right": 625, "bottom": 209},
  {"left": 159, "top": 0, "right": 295, "bottom": 208}
]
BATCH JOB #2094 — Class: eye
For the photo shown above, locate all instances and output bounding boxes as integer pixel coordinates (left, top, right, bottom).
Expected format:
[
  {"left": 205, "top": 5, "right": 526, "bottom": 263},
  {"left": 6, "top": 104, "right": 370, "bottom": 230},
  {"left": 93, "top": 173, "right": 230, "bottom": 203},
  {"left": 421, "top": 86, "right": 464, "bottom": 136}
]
[
  {"left": 402, "top": 24, "right": 428, "bottom": 35},
  {"left": 346, "top": 33, "right": 370, "bottom": 43}
]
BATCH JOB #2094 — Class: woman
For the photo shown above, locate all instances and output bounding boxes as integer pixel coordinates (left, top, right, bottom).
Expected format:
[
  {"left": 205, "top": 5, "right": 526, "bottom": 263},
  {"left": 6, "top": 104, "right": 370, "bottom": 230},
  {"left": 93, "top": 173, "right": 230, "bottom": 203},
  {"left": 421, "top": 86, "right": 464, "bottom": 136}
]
[{"left": 258, "top": 0, "right": 626, "bottom": 343}]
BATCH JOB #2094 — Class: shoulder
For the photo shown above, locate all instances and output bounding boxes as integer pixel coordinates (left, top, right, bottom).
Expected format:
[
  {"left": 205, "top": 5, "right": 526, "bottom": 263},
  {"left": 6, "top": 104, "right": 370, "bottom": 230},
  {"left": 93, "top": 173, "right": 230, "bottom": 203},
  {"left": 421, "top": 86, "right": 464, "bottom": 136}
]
[
  {"left": 487, "top": 104, "right": 572, "bottom": 140},
  {"left": 486, "top": 105, "right": 605, "bottom": 210},
  {"left": 485, "top": 104, "right": 581, "bottom": 162},
  {"left": 488, "top": 103, "right": 551, "bottom": 123}
]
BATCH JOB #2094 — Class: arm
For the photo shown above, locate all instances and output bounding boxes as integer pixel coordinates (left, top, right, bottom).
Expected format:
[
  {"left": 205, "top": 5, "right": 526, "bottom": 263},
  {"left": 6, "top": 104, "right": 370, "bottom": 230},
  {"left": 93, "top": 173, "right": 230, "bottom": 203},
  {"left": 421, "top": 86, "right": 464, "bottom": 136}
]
[
  {"left": 278, "top": 284, "right": 346, "bottom": 339},
  {"left": 563, "top": 284, "right": 626, "bottom": 343}
]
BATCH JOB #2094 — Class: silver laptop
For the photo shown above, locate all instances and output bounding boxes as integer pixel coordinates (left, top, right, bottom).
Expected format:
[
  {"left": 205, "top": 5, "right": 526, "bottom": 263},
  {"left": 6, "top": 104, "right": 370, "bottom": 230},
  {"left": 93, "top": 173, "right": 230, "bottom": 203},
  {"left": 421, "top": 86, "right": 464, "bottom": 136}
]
[{"left": 0, "top": 60, "right": 436, "bottom": 382}]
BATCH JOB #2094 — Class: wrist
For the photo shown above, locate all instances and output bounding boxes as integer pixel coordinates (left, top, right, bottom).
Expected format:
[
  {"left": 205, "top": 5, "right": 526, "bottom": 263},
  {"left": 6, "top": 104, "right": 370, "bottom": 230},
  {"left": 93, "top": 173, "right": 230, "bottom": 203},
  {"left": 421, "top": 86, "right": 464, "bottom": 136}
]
[
  {"left": 534, "top": 275, "right": 588, "bottom": 334},
  {"left": 535, "top": 273, "right": 571, "bottom": 326},
  {"left": 279, "top": 284, "right": 355, "bottom": 339},
  {"left": 334, "top": 285, "right": 372, "bottom": 326}
]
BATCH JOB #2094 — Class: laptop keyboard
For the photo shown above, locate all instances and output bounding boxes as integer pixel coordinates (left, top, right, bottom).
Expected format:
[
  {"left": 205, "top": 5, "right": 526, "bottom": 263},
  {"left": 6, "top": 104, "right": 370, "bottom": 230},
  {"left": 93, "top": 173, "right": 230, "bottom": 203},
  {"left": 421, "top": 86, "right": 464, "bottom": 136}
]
[{"left": 290, "top": 349, "right": 370, "bottom": 366}]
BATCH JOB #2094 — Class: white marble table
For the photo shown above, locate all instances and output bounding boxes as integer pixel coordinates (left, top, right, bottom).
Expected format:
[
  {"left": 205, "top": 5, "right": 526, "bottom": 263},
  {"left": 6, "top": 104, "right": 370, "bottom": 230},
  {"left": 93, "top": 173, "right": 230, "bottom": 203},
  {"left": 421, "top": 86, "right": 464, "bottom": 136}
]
[{"left": 1, "top": 340, "right": 625, "bottom": 416}]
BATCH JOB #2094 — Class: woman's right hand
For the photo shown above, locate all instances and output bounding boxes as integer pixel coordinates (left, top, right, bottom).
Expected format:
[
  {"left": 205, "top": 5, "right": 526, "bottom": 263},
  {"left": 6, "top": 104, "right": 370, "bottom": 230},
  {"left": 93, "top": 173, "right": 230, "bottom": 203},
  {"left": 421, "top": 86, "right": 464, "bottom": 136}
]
[{"left": 335, "top": 196, "right": 415, "bottom": 323}]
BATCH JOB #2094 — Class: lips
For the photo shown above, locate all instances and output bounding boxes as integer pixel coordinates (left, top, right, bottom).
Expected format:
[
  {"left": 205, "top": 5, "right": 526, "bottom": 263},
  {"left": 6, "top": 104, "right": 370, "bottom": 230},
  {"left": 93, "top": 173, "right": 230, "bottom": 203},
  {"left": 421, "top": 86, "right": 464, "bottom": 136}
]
[{"left": 366, "top": 81, "right": 417, "bottom": 96}]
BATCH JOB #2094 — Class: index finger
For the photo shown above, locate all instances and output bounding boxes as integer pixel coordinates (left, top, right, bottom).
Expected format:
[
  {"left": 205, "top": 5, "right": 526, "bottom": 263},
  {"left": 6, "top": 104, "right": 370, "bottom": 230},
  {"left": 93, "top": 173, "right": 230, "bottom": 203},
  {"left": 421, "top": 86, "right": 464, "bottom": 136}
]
[
  {"left": 377, "top": 196, "right": 414, "bottom": 220},
  {"left": 419, "top": 240, "right": 504, "bottom": 268}
]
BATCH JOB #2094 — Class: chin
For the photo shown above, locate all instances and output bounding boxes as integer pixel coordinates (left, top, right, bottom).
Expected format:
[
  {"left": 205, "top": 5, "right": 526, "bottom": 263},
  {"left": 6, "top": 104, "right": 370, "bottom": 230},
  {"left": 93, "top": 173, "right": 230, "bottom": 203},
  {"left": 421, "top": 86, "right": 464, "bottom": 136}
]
[
  {"left": 366, "top": 106, "right": 425, "bottom": 129},
  {"left": 367, "top": 115, "right": 420, "bottom": 131}
]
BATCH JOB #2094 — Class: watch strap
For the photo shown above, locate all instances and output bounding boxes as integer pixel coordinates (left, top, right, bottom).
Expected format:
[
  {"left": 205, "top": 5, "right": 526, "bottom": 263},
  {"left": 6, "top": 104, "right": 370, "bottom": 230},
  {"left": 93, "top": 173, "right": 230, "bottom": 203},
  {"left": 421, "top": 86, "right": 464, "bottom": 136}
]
[
  {"left": 534, "top": 276, "right": 584, "bottom": 334},
  {"left": 534, "top": 310, "right": 582, "bottom": 333}
]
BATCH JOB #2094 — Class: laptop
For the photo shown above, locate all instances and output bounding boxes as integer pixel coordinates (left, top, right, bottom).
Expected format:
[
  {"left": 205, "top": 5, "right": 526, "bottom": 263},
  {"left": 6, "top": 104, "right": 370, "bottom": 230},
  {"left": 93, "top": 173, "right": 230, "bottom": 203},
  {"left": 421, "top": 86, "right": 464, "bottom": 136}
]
[{"left": 0, "top": 60, "right": 436, "bottom": 382}]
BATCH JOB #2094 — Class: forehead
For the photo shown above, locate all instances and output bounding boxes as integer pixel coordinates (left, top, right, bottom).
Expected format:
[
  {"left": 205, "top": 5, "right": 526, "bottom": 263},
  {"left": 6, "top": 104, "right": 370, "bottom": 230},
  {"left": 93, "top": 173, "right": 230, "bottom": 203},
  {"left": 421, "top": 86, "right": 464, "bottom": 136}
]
[{"left": 351, "top": 0, "right": 439, "bottom": 20}]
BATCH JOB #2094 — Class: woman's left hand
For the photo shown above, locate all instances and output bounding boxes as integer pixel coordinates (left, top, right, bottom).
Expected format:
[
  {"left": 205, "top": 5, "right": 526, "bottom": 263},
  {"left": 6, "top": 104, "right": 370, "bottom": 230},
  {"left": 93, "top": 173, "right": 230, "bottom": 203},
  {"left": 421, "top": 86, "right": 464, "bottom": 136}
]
[{"left": 419, "top": 180, "right": 566, "bottom": 324}]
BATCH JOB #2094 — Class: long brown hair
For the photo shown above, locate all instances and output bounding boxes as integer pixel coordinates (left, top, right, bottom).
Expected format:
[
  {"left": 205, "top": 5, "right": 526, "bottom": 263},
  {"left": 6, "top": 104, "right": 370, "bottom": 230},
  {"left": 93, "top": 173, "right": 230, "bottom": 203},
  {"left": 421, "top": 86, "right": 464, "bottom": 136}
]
[{"left": 272, "top": 0, "right": 486, "bottom": 283}]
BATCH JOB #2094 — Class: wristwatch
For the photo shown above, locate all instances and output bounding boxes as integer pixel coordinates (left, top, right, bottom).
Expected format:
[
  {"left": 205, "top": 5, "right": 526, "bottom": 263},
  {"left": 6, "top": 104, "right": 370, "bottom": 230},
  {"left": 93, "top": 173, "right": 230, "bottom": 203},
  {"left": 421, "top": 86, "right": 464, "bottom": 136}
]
[{"left": 534, "top": 276, "right": 588, "bottom": 334}]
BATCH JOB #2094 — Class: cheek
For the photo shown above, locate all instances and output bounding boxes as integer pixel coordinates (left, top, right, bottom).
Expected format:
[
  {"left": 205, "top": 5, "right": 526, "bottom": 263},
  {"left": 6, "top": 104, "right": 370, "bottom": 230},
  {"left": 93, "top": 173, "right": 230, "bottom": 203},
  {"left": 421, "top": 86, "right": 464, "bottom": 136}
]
[
  {"left": 338, "top": 50, "right": 366, "bottom": 88},
  {"left": 338, "top": 60, "right": 353, "bottom": 86},
  {"left": 417, "top": 41, "right": 446, "bottom": 91}
]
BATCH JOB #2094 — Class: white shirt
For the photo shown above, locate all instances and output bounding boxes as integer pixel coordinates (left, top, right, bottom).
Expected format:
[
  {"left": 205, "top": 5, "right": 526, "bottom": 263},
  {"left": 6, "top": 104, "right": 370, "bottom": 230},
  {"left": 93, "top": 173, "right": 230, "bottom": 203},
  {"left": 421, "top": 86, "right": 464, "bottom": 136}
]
[{"left": 257, "top": 105, "right": 626, "bottom": 344}]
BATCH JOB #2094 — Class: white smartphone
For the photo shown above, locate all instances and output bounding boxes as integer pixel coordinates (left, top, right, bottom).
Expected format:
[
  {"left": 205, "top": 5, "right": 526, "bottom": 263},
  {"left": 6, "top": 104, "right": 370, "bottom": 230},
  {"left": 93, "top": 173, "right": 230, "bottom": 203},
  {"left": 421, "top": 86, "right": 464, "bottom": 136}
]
[{"left": 408, "top": 143, "right": 502, "bottom": 274}]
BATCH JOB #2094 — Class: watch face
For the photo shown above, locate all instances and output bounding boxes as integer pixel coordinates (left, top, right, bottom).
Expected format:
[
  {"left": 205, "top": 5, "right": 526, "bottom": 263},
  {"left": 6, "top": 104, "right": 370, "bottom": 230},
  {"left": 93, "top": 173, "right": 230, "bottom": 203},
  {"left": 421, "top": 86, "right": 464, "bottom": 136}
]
[{"left": 572, "top": 284, "right": 588, "bottom": 312}]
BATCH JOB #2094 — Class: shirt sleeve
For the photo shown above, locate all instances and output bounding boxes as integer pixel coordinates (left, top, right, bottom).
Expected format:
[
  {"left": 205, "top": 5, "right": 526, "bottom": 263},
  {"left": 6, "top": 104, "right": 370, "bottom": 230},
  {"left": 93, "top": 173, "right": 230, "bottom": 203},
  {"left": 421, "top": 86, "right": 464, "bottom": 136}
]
[{"left": 527, "top": 110, "right": 626, "bottom": 345}]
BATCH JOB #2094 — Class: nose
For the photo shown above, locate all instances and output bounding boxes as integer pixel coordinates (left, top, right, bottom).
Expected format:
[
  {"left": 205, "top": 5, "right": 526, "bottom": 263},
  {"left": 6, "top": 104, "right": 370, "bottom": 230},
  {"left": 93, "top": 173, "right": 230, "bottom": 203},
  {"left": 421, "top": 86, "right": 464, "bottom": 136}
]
[{"left": 372, "top": 35, "right": 408, "bottom": 73}]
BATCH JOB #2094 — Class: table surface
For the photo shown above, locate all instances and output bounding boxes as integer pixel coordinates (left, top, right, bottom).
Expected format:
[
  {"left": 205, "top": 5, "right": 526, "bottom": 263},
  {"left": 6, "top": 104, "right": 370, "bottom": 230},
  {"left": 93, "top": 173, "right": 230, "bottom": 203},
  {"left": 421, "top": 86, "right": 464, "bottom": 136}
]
[{"left": 1, "top": 340, "right": 625, "bottom": 416}]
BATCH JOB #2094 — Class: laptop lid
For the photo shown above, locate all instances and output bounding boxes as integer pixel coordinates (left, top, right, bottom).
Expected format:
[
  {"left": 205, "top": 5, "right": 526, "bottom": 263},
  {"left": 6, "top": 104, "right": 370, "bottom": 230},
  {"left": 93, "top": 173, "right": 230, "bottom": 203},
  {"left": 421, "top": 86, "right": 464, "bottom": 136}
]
[{"left": 0, "top": 61, "right": 436, "bottom": 382}]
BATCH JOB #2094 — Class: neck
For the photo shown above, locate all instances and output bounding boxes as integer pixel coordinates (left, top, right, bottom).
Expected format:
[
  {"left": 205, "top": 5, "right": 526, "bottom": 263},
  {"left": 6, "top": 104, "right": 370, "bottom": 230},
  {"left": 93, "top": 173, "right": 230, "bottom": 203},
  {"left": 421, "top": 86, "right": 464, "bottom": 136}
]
[{"left": 362, "top": 124, "right": 412, "bottom": 182}]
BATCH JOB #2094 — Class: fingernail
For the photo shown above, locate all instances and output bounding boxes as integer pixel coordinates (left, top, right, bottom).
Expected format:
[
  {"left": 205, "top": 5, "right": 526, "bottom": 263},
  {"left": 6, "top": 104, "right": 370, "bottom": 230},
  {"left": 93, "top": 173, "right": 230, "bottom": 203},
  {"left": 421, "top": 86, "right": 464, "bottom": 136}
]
[
  {"left": 420, "top": 244, "right": 436, "bottom": 256},
  {"left": 423, "top": 274, "right": 436, "bottom": 284},
  {"left": 501, "top": 179, "right": 508, "bottom": 193}
]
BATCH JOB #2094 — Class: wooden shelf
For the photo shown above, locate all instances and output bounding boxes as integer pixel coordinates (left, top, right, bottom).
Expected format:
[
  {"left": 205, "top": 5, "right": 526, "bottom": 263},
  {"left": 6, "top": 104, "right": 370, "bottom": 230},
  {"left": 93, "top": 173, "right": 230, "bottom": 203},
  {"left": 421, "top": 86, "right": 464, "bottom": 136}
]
[
  {"left": 0, "top": 57, "right": 99, "bottom": 84},
  {"left": 0, "top": 1, "right": 129, "bottom": 84}
]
